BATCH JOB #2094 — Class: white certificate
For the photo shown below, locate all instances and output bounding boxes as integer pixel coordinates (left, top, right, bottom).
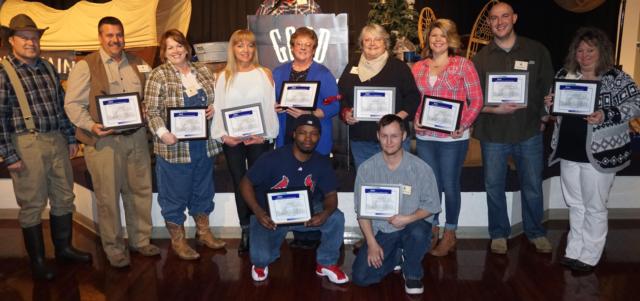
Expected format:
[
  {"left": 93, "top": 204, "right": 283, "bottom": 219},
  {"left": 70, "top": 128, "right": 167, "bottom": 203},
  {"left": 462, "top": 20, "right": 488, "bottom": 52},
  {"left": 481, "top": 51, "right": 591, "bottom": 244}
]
[
  {"left": 353, "top": 86, "right": 396, "bottom": 121},
  {"left": 551, "top": 79, "right": 600, "bottom": 116},
  {"left": 168, "top": 107, "right": 208, "bottom": 140},
  {"left": 358, "top": 184, "right": 401, "bottom": 220},
  {"left": 96, "top": 92, "right": 144, "bottom": 130},
  {"left": 485, "top": 72, "right": 529, "bottom": 105},
  {"left": 266, "top": 189, "right": 312, "bottom": 225},
  {"left": 279, "top": 81, "right": 320, "bottom": 110},
  {"left": 221, "top": 104, "right": 266, "bottom": 138},
  {"left": 419, "top": 96, "right": 463, "bottom": 133}
]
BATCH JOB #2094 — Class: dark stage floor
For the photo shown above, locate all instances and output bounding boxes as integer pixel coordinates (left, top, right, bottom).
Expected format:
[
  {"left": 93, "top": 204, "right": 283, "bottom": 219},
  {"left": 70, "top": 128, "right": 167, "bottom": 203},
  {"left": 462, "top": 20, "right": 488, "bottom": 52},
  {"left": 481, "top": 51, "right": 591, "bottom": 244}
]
[{"left": 0, "top": 219, "right": 639, "bottom": 300}]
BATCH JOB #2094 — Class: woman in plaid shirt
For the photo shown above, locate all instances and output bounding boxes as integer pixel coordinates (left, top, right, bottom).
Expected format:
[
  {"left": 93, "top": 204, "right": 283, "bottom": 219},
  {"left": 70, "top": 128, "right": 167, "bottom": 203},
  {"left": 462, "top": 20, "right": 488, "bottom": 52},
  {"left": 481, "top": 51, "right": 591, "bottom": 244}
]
[
  {"left": 145, "top": 29, "right": 226, "bottom": 260},
  {"left": 412, "top": 19, "right": 483, "bottom": 256}
]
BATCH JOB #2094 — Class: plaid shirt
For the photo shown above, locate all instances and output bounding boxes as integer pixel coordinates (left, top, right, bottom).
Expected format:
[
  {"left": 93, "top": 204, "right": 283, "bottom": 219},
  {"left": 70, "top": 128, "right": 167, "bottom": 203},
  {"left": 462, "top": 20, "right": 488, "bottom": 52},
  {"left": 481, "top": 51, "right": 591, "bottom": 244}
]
[
  {"left": 0, "top": 55, "right": 75, "bottom": 164},
  {"left": 412, "top": 55, "right": 483, "bottom": 138},
  {"left": 255, "top": 0, "right": 321, "bottom": 15},
  {"left": 144, "top": 61, "right": 222, "bottom": 163}
]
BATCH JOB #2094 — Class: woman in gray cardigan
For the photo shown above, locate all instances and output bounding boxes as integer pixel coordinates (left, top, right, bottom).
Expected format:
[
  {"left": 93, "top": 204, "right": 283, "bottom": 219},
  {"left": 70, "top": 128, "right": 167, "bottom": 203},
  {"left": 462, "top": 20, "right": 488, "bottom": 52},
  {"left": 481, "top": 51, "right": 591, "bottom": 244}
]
[{"left": 545, "top": 27, "right": 640, "bottom": 272}]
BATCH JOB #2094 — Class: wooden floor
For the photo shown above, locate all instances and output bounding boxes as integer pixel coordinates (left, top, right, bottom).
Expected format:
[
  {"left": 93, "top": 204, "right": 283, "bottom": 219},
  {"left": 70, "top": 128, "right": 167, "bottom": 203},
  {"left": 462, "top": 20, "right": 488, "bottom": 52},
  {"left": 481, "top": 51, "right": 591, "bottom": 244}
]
[{"left": 1, "top": 220, "right": 639, "bottom": 301}]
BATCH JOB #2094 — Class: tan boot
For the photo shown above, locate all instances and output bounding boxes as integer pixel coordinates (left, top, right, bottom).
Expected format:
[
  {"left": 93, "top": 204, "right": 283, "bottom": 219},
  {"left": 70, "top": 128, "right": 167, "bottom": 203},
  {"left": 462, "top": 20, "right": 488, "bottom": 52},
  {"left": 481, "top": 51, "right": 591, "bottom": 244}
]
[
  {"left": 194, "top": 214, "right": 226, "bottom": 250},
  {"left": 430, "top": 229, "right": 456, "bottom": 257},
  {"left": 430, "top": 226, "right": 440, "bottom": 251},
  {"left": 166, "top": 222, "right": 200, "bottom": 260}
]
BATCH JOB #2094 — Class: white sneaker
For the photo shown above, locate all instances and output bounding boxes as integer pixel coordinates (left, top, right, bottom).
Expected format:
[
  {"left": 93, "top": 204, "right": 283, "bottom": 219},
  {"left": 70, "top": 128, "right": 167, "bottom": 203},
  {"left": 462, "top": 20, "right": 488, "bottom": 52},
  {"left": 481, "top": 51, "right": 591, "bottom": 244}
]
[{"left": 251, "top": 265, "right": 269, "bottom": 281}]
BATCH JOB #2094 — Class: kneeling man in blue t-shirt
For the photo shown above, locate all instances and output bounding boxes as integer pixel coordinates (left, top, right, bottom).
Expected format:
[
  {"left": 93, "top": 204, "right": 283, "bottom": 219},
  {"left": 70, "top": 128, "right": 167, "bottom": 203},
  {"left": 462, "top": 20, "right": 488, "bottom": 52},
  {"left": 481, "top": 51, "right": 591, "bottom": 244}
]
[{"left": 240, "top": 114, "right": 349, "bottom": 284}]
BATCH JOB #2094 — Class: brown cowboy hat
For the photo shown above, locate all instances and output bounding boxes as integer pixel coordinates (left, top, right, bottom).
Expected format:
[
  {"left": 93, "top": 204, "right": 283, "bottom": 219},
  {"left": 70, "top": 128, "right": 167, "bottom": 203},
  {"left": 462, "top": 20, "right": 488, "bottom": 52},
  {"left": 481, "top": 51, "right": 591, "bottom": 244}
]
[{"left": 2, "top": 14, "right": 48, "bottom": 36}]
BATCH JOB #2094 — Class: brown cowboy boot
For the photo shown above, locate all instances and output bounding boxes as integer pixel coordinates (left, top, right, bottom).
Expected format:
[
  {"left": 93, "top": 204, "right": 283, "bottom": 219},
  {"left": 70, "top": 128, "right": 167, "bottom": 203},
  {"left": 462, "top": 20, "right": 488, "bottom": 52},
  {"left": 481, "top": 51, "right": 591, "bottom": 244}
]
[
  {"left": 166, "top": 222, "right": 200, "bottom": 260},
  {"left": 430, "top": 229, "right": 456, "bottom": 257},
  {"left": 430, "top": 226, "right": 440, "bottom": 251},
  {"left": 194, "top": 214, "right": 226, "bottom": 250}
]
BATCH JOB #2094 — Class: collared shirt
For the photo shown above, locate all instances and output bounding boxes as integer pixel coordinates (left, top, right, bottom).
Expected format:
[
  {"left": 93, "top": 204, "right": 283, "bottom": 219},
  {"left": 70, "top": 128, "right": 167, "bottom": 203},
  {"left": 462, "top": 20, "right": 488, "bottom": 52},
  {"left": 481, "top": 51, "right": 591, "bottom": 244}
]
[
  {"left": 354, "top": 151, "right": 441, "bottom": 234},
  {"left": 64, "top": 48, "right": 145, "bottom": 132},
  {"left": 255, "top": 0, "right": 322, "bottom": 15},
  {"left": 144, "top": 61, "right": 222, "bottom": 163},
  {"left": 472, "top": 35, "right": 554, "bottom": 143},
  {"left": 0, "top": 54, "right": 75, "bottom": 164},
  {"left": 412, "top": 55, "right": 483, "bottom": 139}
]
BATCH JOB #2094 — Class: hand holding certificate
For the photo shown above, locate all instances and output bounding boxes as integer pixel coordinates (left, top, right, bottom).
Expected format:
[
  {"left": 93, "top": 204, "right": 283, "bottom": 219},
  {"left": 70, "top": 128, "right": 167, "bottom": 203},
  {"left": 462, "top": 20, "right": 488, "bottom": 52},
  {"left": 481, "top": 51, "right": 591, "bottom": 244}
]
[
  {"left": 96, "top": 93, "right": 144, "bottom": 130},
  {"left": 418, "top": 95, "right": 463, "bottom": 134},
  {"left": 358, "top": 184, "right": 401, "bottom": 219},
  {"left": 485, "top": 72, "right": 529, "bottom": 106},
  {"left": 266, "top": 188, "right": 312, "bottom": 225},
  {"left": 353, "top": 86, "right": 396, "bottom": 121},
  {"left": 278, "top": 81, "right": 320, "bottom": 110},
  {"left": 221, "top": 103, "right": 267, "bottom": 138},
  {"left": 551, "top": 79, "right": 600, "bottom": 116},
  {"left": 167, "top": 107, "right": 208, "bottom": 140}
]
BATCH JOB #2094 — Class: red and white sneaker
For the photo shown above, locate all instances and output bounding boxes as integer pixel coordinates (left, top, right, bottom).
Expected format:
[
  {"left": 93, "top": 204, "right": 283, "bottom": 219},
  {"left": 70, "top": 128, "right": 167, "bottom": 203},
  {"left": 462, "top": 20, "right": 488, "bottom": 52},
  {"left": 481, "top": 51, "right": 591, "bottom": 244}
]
[
  {"left": 315, "top": 264, "right": 349, "bottom": 284},
  {"left": 251, "top": 265, "right": 269, "bottom": 281}
]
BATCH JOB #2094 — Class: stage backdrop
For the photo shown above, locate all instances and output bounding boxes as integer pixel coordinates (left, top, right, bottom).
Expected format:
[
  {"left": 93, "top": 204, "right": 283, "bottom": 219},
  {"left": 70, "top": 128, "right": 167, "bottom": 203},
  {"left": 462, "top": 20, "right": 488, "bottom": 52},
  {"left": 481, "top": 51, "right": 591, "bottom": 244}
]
[{"left": 247, "top": 14, "right": 349, "bottom": 79}]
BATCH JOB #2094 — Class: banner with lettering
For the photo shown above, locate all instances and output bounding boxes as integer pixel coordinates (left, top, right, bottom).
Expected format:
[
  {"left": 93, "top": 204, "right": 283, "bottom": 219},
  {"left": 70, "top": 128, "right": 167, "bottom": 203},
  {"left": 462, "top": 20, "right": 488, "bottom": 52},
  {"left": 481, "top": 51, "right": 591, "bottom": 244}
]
[
  {"left": 247, "top": 13, "right": 348, "bottom": 79},
  {"left": 0, "top": 49, "right": 76, "bottom": 80}
]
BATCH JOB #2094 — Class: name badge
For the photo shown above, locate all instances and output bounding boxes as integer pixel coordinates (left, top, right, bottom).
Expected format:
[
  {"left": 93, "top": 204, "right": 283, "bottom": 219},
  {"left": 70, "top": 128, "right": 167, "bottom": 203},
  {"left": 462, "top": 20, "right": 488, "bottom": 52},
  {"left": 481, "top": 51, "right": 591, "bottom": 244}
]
[
  {"left": 298, "top": 0, "right": 308, "bottom": 4},
  {"left": 137, "top": 65, "right": 151, "bottom": 73},
  {"left": 514, "top": 60, "right": 528, "bottom": 71},
  {"left": 402, "top": 185, "right": 412, "bottom": 195},
  {"left": 350, "top": 66, "right": 359, "bottom": 74},
  {"left": 185, "top": 86, "right": 198, "bottom": 97}
]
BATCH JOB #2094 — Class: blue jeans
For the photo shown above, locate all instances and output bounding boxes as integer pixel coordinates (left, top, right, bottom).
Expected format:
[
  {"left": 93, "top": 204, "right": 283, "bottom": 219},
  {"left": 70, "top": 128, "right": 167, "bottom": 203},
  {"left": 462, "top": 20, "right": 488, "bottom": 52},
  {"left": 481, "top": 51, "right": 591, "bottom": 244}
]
[
  {"left": 156, "top": 141, "right": 214, "bottom": 225},
  {"left": 415, "top": 139, "right": 468, "bottom": 230},
  {"left": 351, "top": 138, "right": 411, "bottom": 170},
  {"left": 352, "top": 220, "right": 431, "bottom": 286},
  {"left": 250, "top": 209, "right": 345, "bottom": 267},
  {"left": 481, "top": 134, "right": 546, "bottom": 239}
]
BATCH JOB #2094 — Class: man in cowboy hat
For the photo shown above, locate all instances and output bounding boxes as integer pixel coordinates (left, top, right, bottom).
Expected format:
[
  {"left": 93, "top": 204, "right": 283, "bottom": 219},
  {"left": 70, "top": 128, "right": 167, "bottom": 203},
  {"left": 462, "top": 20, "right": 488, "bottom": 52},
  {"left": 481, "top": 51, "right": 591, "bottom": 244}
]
[{"left": 0, "top": 14, "right": 91, "bottom": 280}]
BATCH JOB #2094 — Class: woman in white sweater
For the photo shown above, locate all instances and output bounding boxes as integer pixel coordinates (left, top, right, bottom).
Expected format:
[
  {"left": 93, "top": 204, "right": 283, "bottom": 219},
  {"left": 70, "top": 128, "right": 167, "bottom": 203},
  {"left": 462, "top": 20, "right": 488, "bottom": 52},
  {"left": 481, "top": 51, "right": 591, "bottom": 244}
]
[{"left": 212, "top": 29, "right": 279, "bottom": 254}]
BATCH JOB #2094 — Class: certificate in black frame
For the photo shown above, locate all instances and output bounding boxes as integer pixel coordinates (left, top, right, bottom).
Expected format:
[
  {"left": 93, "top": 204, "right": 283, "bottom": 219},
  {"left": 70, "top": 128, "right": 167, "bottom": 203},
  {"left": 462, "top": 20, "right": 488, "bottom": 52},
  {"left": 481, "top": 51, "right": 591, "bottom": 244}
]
[
  {"left": 265, "top": 187, "right": 313, "bottom": 225},
  {"left": 551, "top": 79, "right": 600, "bottom": 117},
  {"left": 418, "top": 95, "right": 464, "bottom": 134},
  {"left": 95, "top": 92, "right": 144, "bottom": 131},
  {"left": 278, "top": 81, "right": 320, "bottom": 111}
]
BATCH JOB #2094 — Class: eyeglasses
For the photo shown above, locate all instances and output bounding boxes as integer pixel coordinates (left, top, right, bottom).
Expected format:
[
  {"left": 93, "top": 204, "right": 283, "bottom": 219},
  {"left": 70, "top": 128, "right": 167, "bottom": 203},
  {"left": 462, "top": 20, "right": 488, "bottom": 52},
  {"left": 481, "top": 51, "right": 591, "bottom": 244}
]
[
  {"left": 362, "top": 37, "right": 384, "bottom": 44},
  {"left": 294, "top": 42, "right": 313, "bottom": 48}
]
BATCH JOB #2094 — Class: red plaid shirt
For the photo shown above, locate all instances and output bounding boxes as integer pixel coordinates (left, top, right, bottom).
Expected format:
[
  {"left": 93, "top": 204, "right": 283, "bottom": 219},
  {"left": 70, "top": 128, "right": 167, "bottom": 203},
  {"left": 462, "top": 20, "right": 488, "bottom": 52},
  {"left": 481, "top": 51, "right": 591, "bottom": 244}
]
[{"left": 412, "top": 56, "right": 483, "bottom": 138}]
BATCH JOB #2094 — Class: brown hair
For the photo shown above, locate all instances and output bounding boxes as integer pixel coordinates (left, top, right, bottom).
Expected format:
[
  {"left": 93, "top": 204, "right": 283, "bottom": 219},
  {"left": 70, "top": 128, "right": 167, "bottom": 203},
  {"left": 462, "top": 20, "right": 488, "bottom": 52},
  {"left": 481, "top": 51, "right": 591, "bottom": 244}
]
[
  {"left": 563, "top": 27, "right": 614, "bottom": 76},
  {"left": 289, "top": 27, "right": 318, "bottom": 50},
  {"left": 377, "top": 114, "right": 406, "bottom": 133},
  {"left": 159, "top": 29, "right": 192, "bottom": 64},
  {"left": 421, "top": 19, "right": 462, "bottom": 58}
]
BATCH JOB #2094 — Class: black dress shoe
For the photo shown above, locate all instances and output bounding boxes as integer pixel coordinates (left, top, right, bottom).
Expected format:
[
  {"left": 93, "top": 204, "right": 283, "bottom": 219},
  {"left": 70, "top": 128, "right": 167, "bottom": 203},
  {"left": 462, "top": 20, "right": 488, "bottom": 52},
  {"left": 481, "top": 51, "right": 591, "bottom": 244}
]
[
  {"left": 289, "top": 239, "right": 320, "bottom": 250},
  {"left": 559, "top": 256, "right": 578, "bottom": 267},
  {"left": 238, "top": 228, "right": 249, "bottom": 254},
  {"left": 570, "top": 260, "right": 595, "bottom": 272}
]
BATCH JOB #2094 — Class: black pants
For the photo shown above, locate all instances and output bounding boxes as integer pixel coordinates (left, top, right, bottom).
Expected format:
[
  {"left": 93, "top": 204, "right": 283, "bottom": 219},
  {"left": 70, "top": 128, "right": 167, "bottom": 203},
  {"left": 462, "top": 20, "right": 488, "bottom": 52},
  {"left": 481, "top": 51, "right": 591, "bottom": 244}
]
[{"left": 223, "top": 142, "right": 273, "bottom": 227}]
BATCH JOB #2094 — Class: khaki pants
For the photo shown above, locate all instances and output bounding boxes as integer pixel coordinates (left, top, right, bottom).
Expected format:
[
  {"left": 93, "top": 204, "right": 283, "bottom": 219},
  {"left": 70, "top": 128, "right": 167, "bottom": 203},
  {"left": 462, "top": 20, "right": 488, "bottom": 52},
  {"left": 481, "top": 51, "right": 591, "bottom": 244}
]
[
  {"left": 84, "top": 128, "right": 153, "bottom": 257},
  {"left": 10, "top": 132, "right": 75, "bottom": 228}
]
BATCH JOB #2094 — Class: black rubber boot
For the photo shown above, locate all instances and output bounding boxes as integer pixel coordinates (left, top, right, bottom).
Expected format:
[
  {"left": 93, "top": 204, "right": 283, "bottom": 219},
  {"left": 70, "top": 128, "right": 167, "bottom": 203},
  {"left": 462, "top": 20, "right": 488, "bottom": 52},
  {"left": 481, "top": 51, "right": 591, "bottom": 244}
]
[
  {"left": 50, "top": 214, "right": 92, "bottom": 263},
  {"left": 22, "top": 224, "right": 55, "bottom": 280},
  {"left": 238, "top": 227, "right": 250, "bottom": 254}
]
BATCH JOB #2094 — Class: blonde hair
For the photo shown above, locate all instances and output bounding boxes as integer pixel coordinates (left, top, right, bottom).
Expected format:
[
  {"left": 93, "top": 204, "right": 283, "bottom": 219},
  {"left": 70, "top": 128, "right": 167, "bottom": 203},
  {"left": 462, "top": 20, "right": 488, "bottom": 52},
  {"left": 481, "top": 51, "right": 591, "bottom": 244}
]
[
  {"left": 221, "top": 29, "right": 266, "bottom": 89},
  {"left": 358, "top": 24, "right": 390, "bottom": 51},
  {"left": 422, "top": 19, "right": 462, "bottom": 58}
]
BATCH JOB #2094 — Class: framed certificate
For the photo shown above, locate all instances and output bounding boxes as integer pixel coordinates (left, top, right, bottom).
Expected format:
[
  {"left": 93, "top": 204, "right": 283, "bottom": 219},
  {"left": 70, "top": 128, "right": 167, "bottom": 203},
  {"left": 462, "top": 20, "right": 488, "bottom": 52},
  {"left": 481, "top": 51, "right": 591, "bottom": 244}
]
[
  {"left": 96, "top": 92, "right": 144, "bottom": 130},
  {"left": 221, "top": 103, "right": 266, "bottom": 138},
  {"left": 485, "top": 72, "right": 529, "bottom": 106},
  {"left": 358, "top": 184, "right": 402, "bottom": 220},
  {"left": 551, "top": 79, "right": 600, "bottom": 116},
  {"left": 353, "top": 86, "right": 396, "bottom": 121},
  {"left": 278, "top": 81, "right": 320, "bottom": 110},
  {"left": 266, "top": 188, "right": 312, "bottom": 225},
  {"left": 167, "top": 107, "right": 208, "bottom": 140},
  {"left": 418, "top": 95, "right": 463, "bottom": 134}
]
